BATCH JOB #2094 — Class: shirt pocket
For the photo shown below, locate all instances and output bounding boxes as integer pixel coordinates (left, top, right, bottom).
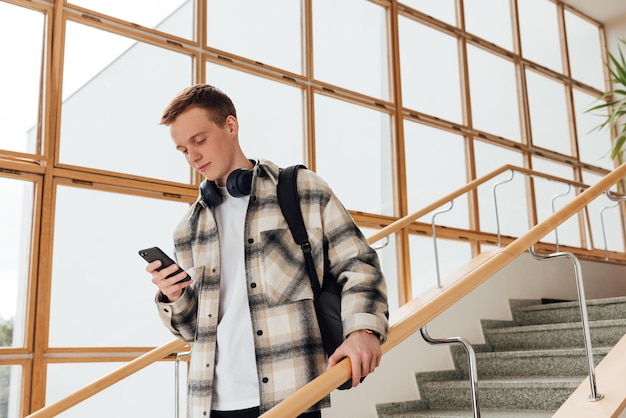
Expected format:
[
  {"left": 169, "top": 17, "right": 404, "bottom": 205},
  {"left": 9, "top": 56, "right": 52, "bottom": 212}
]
[{"left": 260, "top": 227, "right": 324, "bottom": 306}]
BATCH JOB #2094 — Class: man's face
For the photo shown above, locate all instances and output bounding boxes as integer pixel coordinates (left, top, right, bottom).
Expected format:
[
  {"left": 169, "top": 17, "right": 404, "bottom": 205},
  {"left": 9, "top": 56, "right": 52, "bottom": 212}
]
[{"left": 170, "top": 106, "right": 239, "bottom": 186}]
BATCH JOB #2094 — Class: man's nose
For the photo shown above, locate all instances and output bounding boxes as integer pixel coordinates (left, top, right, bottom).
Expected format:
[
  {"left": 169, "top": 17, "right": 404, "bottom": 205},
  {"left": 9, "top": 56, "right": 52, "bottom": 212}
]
[{"left": 189, "top": 148, "right": 201, "bottom": 163}]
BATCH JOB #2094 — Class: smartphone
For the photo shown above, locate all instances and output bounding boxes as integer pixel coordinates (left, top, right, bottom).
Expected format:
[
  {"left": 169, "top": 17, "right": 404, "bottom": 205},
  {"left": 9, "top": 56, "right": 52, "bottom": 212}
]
[{"left": 138, "top": 247, "right": 190, "bottom": 283}]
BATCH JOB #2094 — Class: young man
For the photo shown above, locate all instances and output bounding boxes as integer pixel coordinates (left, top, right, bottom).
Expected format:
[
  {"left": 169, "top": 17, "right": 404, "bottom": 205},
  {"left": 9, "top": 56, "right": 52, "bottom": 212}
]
[{"left": 147, "top": 84, "right": 389, "bottom": 418}]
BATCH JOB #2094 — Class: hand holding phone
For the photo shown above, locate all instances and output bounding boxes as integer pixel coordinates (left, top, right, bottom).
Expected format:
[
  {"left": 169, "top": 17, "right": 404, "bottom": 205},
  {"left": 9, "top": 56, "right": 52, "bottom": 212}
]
[{"left": 139, "top": 247, "right": 190, "bottom": 284}]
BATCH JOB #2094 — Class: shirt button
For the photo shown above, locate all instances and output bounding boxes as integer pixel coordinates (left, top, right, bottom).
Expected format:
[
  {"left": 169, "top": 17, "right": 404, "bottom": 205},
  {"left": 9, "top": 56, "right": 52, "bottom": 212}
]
[
  {"left": 248, "top": 238, "right": 254, "bottom": 244},
  {"left": 250, "top": 283, "right": 256, "bottom": 288},
  {"left": 262, "top": 377, "right": 269, "bottom": 383},
  {"left": 257, "top": 330, "right": 263, "bottom": 336}
]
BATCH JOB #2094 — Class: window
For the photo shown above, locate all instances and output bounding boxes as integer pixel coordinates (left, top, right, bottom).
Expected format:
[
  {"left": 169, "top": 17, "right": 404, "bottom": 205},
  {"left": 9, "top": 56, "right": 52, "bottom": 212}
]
[
  {"left": 399, "top": 17, "right": 463, "bottom": 123},
  {"left": 0, "top": 3, "right": 45, "bottom": 155},
  {"left": 60, "top": 21, "right": 193, "bottom": 182}
]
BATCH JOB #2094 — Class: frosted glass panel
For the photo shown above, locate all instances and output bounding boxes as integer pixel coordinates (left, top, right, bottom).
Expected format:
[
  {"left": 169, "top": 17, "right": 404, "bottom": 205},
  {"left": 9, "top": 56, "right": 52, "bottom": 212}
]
[
  {"left": 409, "top": 235, "right": 472, "bottom": 298},
  {"left": 404, "top": 120, "right": 468, "bottom": 228},
  {"left": 581, "top": 172, "right": 625, "bottom": 253},
  {"left": 205, "top": 63, "right": 304, "bottom": 169},
  {"left": 399, "top": 17, "right": 462, "bottom": 123},
  {"left": 518, "top": 0, "right": 562, "bottom": 73},
  {"left": 69, "top": 0, "right": 192, "bottom": 39},
  {"left": 0, "top": 3, "right": 44, "bottom": 155},
  {"left": 49, "top": 186, "right": 190, "bottom": 347},
  {"left": 0, "top": 177, "right": 33, "bottom": 348},
  {"left": 314, "top": 94, "right": 393, "bottom": 216},
  {"left": 531, "top": 158, "right": 580, "bottom": 248},
  {"left": 47, "top": 362, "right": 181, "bottom": 417},
  {"left": 464, "top": 0, "right": 513, "bottom": 50},
  {"left": 473, "top": 141, "right": 526, "bottom": 238},
  {"left": 362, "top": 227, "right": 399, "bottom": 312},
  {"left": 313, "top": 0, "right": 389, "bottom": 100},
  {"left": 526, "top": 70, "right": 571, "bottom": 155},
  {"left": 573, "top": 89, "right": 614, "bottom": 170},
  {"left": 60, "top": 22, "right": 192, "bottom": 182},
  {"left": 207, "top": 0, "right": 301, "bottom": 74},
  {"left": 0, "top": 365, "right": 22, "bottom": 418},
  {"left": 565, "top": 10, "right": 605, "bottom": 91},
  {"left": 467, "top": 45, "right": 521, "bottom": 142},
  {"left": 401, "top": 0, "right": 456, "bottom": 25}
]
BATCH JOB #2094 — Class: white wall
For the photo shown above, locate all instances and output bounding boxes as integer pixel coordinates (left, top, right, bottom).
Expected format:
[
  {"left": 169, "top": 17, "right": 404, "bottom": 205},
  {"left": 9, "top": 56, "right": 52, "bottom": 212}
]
[
  {"left": 323, "top": 253, "right": 626, "bottom": 418},
  {"left": 606, "top": 16, "right": 626, "bottom": 54}
]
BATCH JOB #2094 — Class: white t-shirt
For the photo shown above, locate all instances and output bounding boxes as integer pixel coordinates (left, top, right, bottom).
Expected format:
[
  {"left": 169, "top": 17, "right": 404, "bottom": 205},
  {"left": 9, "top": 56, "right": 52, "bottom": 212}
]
[{"left": 211, "top": 188, "right": 260, "bottom": 410}]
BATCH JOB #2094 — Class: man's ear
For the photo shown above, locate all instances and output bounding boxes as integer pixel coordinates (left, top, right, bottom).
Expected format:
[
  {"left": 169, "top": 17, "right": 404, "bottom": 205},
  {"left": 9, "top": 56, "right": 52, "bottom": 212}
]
[{"left": 225, "top": 115, "right": 239, "bottom": 136}]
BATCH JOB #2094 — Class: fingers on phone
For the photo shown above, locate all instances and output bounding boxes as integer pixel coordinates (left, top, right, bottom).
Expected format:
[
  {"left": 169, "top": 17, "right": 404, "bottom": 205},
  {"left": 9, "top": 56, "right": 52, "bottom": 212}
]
[{"left": 145, "top": 260, "right": 162, "bottom": 273}]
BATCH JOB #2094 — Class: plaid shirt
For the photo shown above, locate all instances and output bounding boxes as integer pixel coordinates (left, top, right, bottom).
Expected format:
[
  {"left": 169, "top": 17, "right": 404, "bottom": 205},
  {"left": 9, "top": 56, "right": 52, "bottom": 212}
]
[{"left": 156, "top": 159, "right": 388, "bottom": 417}]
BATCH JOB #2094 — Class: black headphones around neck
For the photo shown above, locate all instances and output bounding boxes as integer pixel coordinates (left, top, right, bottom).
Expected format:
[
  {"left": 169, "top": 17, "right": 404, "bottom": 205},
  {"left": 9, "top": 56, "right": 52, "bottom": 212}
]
[{"left": 199, "top": 167, "right": 253, "bottom": 207}]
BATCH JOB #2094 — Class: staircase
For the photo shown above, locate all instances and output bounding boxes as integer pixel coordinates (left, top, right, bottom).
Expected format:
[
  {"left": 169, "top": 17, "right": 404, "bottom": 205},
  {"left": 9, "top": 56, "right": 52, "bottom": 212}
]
[{"left": 376, "top": 296, "right": 626, "bottom": 417}]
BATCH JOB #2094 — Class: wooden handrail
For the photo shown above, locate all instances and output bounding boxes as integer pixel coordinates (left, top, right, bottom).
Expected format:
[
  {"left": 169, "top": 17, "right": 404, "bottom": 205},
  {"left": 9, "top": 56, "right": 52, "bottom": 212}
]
[
  {"left": 26, "top": 163, "right": 626, "bottom": 417},
  {"left": 261, "top": 162, "right": 626, "bottom": 417},
  {"left": 26, "top": 339, "right": 188, "bottom": 417}
]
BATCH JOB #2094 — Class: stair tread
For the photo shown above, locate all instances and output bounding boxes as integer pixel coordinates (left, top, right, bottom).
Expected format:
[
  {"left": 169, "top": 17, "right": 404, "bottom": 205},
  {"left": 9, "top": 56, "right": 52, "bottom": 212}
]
[
  {"left": 382, "top": 411, "right": 553, "bottom": 418},
  {"left": 515, "top": 296, "right": 626, "bottom": 312},
  {"left": 385, "top": 297, "right": 623, "bottom": 416},
  {"left": 486, "top": 318, "right": 626, "bottom": 333},
  {"left": 423, "top": 377, "right": 582, "bottom": 387},
  {"left": 475, "top": 346, "right": 611, "bottom": 358}
]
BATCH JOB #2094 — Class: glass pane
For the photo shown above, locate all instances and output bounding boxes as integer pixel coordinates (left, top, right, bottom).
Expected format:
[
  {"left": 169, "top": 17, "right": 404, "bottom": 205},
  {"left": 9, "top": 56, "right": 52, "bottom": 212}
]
[
  {"left": 47, "top": 362, "right": 178, "bottom": 417},
  {"left": 565, "top": 11, "right": 604, "bottom": 91},
  {"left": 531, "top": 158, "right": 580, "bottom": 248},
  {"left": 0, "top": 365, "right": 22, "bottom": 418},
  {"left": 0, "top": 177, "right": 33, "bottom": 348},
  {"left": 49, "top": 186, "right": 190, "bottom": 347},
  {"left": 526, "top": 70, "right": 571, "bottom": 155},
  {"left": 68, "top": 0, "right": 193, "bottom": 40},
  {"left": 399, "top": 18, "right": 462, "bottom": 123},
  {"left": 207, "top": 0, "right": 301, "bottom": 74},
  {"left": 467, "top": 45, "right": 521, "bottom": 142},
  {"left": 314, "top": 94, "right": 393, "bottom": 216},
  {"left": 205, "top": 63, "right": 304, "bottom": 168},
  {"left": 313, "top": 0, "right": 389, "bottom": 100},
  {"left": 60, "top": 21, "right": 192, "bottom": 182},
  {"left": 404, "top": 120, "right": 469, "bottom": 229},
  {"left": 573, "top": 88, "right": 614, "bottom": 170},
  {"left": 518, "top": 0, "right": 562, "bottom": 73},
  {"left": 581, "top": 171, "right": 625, "bottom": 253},
  {"left": 0, "top": 3, "right": 44, "bottom": 155},
  {"left": 401, "top": 0, "right": 456, "bottom": 26},
  {"left": 464, "top": 0, "right": 513, "bottom": 51},
  {"left": 409, "top": 235, "right": 472, "bottom": 298},
  {"left": 362, "top": 227, "right": 399, "bottom": 313},
  {"left": 473, "top": 141, "right": 526, "bottom": 238}
]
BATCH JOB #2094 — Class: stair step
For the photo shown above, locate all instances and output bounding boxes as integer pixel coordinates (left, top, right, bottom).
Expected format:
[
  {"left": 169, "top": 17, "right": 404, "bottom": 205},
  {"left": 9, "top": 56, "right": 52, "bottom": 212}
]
[
  {"left": 454, "top": 347, "right": 610, "bottom": 378},
  {"left": 511, "top": 296, "right": 626, "bottom": 326},
  {"left": 377, "top": 410, "right": 554, "bottom": 418},
  {"left": 483, "top": 318, "right": 626, "bottom": 350},
  {"left": 419, "top": 377, "right": 581, "bottom": 410},
  {"left": 379, "top": 296, "right": 623, "bottom": 417}
]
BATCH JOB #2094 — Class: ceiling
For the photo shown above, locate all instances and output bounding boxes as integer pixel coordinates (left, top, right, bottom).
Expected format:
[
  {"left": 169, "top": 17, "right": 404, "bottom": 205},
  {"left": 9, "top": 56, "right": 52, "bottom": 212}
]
[{"left": 559, "top": 0, "right": 626, "bottom": 24}]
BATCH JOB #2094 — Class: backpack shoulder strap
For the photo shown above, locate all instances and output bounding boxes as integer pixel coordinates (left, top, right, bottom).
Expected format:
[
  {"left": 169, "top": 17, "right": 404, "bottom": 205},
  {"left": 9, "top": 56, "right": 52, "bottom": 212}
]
[{"left": 277, "top": 165, "right": 322, "bottom": 296}]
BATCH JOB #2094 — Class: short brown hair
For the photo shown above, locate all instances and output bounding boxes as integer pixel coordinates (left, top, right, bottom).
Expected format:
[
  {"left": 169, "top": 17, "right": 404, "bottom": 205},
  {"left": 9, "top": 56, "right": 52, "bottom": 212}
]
[{"left": 160, "top": 84, "right": 237, "bottom": 126}]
